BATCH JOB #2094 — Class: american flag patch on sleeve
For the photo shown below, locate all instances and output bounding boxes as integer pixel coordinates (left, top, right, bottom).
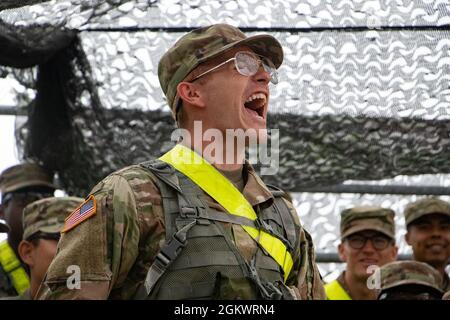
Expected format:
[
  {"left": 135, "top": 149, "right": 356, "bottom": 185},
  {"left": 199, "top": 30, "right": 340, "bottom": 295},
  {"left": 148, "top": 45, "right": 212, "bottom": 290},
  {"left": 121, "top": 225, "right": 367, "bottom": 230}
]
[{"left": 61, "top": 195, "right": 97, "bottom": 233}]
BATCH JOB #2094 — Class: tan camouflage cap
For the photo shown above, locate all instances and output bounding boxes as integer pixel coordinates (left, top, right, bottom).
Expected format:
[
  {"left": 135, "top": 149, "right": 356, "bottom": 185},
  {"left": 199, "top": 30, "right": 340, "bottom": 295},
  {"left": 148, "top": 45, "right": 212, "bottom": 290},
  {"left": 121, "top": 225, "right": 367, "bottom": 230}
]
[
  {"left": 340, "top": 206, "right": 396, "bottom": 239},
  {"left": 158, "top": 23, "right": 284, "bottom": 119},
  {"left": 22, "top": 196, "right": 84, "bottom": 240},
  {"left": 0, "top": 163, "right": 55, "bottom": 195},
  {"left": 378, "top": 260, "right": 444, "bottom": 295},
  {"left": 0, "top": 221, "right": 10, "bottom": 233},
  {"left": 404, "top": 197, "right": 450, "bottom": 226}
]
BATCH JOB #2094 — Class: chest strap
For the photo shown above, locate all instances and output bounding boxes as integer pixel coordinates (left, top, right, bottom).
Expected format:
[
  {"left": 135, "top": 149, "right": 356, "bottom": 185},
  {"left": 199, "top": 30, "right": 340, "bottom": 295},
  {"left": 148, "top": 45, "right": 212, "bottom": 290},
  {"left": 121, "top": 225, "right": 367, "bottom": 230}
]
[
  {"left": 159, "top": 144, "right": 294, "bottom": 283},
  {"left": 0, "top": 241, "right": 30, "bottom": 295},
  {"left": 143, "top": 218, "right": 196, "bottom": 296}
]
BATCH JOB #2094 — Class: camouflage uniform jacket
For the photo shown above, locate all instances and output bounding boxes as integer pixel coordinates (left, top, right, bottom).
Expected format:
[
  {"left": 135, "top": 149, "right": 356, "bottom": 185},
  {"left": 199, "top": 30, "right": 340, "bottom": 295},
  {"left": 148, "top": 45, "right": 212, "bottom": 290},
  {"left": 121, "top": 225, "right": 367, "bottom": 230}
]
[
  {"left": 37, "top": 162, "right": 325, "bottom": 300},
  {"left": 443, "top": 272, "right": 450, "bottom": 292}
]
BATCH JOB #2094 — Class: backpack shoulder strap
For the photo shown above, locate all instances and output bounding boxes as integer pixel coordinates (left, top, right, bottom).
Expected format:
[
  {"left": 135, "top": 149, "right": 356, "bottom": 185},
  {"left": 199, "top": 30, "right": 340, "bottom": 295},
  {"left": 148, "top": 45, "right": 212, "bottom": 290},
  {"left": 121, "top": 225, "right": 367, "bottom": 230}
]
[
  {"left": 265, "top": 184, "right": 299, "bottom": 253},
  {"left": 140, "top": 159, "right": 184, "bottom": 239},
  {"left": 140, "top": 159, "right": 181, "bottom": 193}
]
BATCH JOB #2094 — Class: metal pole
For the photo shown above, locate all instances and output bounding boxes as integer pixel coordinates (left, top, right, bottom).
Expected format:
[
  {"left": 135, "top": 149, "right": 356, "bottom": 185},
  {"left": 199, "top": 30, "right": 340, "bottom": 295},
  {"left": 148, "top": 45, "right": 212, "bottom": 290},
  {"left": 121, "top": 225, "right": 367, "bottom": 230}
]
[
  {"left": 315, "top": 252, "right": 413, "bottom": 263},
  {"left": 295, "top": 184, "right": 450, "bottom": 196},
  {"left": 0, "top": 105, "right": 27, "bottom": 116}
]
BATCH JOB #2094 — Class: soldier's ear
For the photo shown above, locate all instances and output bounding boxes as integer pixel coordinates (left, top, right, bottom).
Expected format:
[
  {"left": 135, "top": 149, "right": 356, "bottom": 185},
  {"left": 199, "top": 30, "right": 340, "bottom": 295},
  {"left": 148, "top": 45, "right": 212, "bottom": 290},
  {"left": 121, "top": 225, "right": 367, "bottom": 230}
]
[
  {"left": 338, "top": 243, "right": 347, "bottom": 262},
  {"left": 391, "top": 244, "right": 398, "bottom": 260},
  {"left": 177, "top": 82, "right": 206, "bottom": 109},
  {"left": 404, "top": 231, "right": 411, "bottom": 245},
  {"left": 18, "top": 240, "right": 35, "bottom": 267}
]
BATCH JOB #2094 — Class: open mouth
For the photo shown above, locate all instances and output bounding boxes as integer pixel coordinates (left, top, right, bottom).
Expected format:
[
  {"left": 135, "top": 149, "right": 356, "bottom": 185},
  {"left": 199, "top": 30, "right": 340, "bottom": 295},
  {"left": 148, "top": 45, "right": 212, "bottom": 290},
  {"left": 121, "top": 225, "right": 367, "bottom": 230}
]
[
  {"left": 426, "top": 243, "right": 446, "bottom": 251},
  {"left": 244, "top": 93, "right": 266, "bottom": 119},
  {"left": 360, "top": 259, "right": 378, "bottom": 265}
]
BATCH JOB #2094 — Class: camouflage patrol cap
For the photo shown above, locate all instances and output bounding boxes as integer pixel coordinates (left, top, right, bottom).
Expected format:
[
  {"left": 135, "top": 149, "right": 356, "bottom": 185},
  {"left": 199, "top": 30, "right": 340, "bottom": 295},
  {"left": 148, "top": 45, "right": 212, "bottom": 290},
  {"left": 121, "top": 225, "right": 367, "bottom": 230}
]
[
  {"left": 22, "top": 196, "right": 84, "bottom": 240},
  {"left": 340, "top": 206, "right": 396, "bottom": 239},
  {"left": 158, "top": 23, "right": 284, "bottom": 119},
  {"left": 0, "top": 163, "right": 55, "bottom": 195},
  {"left": 404, "top": 197, "right": 450, "bottom": 226},
  {"left": 378, "top": 260, "right": 444, "bottom": 296},
  {"left": 0, "top": 221, "right": 9, "bottom": 233}
]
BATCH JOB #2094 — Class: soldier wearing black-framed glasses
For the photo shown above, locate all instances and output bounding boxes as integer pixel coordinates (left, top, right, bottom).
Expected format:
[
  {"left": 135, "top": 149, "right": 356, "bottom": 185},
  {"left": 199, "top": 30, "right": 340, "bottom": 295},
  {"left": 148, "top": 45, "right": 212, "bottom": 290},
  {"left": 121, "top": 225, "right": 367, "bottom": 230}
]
[
  {"left": 345, "top": 233, "right": 394, "bottom": 251},
  {"left": 324, "top": 206, "right": 398, "bottom": 300}
]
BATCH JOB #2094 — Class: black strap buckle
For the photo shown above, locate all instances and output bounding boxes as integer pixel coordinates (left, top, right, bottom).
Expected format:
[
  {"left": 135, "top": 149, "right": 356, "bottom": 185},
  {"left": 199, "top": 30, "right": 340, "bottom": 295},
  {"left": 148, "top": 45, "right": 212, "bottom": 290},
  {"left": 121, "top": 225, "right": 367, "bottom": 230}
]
[
  {"left": 180, "top": 206, "right": 208, "bottom": 219},
  {"left": 180, "top": 206, "right": 198, "bottom": 218},
  {"left": 157, "top": 234, "right": 185, "bottom": 265},
  {"left": 156, "top": 218, "right": 196, "bottom": 266},
  {"left": 142, "top": 220, "right": 196, "bottom": 297}
]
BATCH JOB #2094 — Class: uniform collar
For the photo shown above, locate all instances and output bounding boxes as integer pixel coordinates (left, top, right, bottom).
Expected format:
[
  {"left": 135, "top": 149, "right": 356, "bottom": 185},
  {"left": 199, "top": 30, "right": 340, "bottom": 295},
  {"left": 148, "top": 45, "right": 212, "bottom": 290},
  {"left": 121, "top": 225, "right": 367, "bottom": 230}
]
[{"left": 242, "top": 161, "right": 273, "bottom": 208}]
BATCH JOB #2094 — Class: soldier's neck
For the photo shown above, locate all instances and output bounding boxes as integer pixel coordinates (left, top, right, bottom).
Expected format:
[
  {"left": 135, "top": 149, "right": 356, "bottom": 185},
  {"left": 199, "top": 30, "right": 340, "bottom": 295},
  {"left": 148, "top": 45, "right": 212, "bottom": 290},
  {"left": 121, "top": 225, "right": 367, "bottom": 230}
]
[
  {"left": 344, "top": 270, "right": 377, "bottom": 300},
  {"left": 30, "top": 270, "right": 41, "bottom": 300},
  {"left": 216, "top": 166, "right": 245, "bottom": 192},
  {"left": 180, "top": 137, "right": 245, "bottom": 172}
]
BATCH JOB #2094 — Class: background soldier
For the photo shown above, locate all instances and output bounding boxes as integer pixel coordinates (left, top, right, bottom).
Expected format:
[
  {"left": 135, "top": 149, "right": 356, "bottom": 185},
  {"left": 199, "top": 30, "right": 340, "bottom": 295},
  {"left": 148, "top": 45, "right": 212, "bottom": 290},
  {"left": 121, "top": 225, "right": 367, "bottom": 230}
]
[
  {"left": 404, "top": 197, "right": 450, "bottom": 291},
  {"left": 2, "top": 196, "right": 83, "bottom": 300},
  {"left": 38, "top": 23, "right": 325, "bottom": 300},
  {"left": 325, "top": 206, "right": 398, "bottom": 300},
  {"left": 377, "top": 260, "right": 443, "bottom": 300},
  {"left": 0, "top": 162, "right": 55, "bottom": 297}
]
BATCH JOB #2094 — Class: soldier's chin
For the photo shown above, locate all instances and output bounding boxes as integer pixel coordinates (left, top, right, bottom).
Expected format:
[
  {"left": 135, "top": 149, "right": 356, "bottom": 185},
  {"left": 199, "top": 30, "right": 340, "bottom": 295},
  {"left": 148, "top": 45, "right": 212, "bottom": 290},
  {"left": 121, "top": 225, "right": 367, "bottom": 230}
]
[
  {"left": 236, "top": 129, "right": 268, "bottom": 147},
  {"left": 358, "top": 262, "right": 377, "bottom": 275},
  {"left": 257, "top": 129, "right": 268, "bottom": 144},
  {"left": 425, "top": 251, "right": 447, "bottom": 262},
  {"left": 354, "top": 268, "right": 370, "bottom": 281},
  {"left": 243, "top": 131, "right": 267, "bottom": 147}
]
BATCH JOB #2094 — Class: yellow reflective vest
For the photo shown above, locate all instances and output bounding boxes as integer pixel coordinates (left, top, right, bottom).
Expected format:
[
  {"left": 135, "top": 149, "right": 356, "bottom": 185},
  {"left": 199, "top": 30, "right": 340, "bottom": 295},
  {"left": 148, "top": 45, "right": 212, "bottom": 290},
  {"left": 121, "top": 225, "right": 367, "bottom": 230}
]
[
  {"left": 324, "top": 279, "right": 352, "bottom": 300},
  {"left": 0, "top": 240, "right": 30, "bottom": 295}
]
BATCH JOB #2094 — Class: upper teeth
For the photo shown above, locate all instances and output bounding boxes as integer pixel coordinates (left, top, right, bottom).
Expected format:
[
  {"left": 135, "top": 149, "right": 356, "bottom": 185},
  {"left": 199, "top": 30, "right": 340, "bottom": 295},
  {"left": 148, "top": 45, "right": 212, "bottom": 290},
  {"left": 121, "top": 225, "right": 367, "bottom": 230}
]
[{"left": 245, "top": 93, "right": 266, "bottom": 103}]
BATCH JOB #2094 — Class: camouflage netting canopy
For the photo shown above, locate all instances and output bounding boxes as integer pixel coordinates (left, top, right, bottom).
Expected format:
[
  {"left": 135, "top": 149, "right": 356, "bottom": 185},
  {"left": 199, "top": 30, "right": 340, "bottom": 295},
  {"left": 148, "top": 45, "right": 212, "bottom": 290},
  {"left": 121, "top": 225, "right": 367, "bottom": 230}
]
[{"left": 0, "top": 0, "right": 449, "bottom": 197}]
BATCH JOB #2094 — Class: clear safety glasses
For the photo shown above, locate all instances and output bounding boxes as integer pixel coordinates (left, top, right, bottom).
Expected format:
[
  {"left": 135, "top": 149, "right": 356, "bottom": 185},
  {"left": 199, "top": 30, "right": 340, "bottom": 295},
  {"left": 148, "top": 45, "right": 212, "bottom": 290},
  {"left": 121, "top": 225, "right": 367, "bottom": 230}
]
[{"left": 191, "top": 51, "right": 278, "bottom": 84}]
